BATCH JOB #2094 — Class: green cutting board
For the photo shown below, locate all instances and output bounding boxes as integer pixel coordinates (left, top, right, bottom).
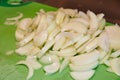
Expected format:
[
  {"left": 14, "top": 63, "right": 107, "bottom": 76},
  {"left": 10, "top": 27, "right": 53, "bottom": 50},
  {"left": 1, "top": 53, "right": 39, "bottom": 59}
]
[{"left": 0, "top": 1, "right": 120, "bottom": 80}]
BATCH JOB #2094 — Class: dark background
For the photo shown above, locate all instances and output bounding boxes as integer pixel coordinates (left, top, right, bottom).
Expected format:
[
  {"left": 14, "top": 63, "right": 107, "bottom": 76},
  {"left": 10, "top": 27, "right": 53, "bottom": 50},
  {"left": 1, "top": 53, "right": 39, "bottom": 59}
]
[{"left": 32, "top": 0, "right": 120, "bottom": 25}]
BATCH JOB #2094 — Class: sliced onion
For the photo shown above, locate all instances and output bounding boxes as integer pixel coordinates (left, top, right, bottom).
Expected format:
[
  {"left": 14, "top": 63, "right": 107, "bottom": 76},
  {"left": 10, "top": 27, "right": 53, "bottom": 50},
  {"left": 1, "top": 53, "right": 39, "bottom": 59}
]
[
  {"left": 105, "top": 26, "right": 120, "bottom": 50},
  {"left": 70, "top": 18, "right": 89, "bottom": 27},
  {"left": 56, "top": 10, "right": 65, "bottom": 24},
  {"left": 78, "top": 11, "right": 89, "bottom": 21},
  {"left": 44, "top": 62, "right": 60, "bottom": 75},
  {"left": 33, "top": 30, "right": 48, "bottom": 48},
  {"left": 98, "top": 32, "right": 109, "bottom": 52},
  {"left": 87, "top": 10, "right": 98, "bottom": 34},
  {"left": 77, "top": 37, "right": 95, "bottom": 53},
  {"left": 59, "top": 57, "right": 70, "bottom": 72},
  {"left": 17, "top": 56, "right": 41, "bottom": 80},
  {"left": 97, "top": 13, "right": 104, "bottom": 21},
  {"left": 40, "top": 54, "right": 59, "bottom": 64},
  {"left": 84, "top": 37, "right": 98, "bottom": 53},
  {"left": 63, "top": 34, "right": 84, "bottom": 49},
  {"left": 18, "top": 31, "right": 35, "bottom": 47},
  {"left": 59, "top": 8, "right": 77, "bottom": 17},
  {"left": 71, "top": 50, "right": 99, "bottom": 65},
  {"left": 70, "top": 70, "right": 95, "bottom": 80},
  {"left": 109, "top": 58, "right": 120, "bottom": 76},
  {"left": 7, "top": 13, "right": 23, "bottom": 21},
  {"left": 75, "top": 35, "right": 90, "bottom": 49},
  {"left": 36, "top": 14, "right": 47, "bottom": 34},
  {"left": 53, "top": 37, "right": 66, "bottom": 50},
  {"left": 48, "top": 27, "right": 60, "bottom": 41},
  {"left": 111, "top": 50, "right": 120, "bottom": 58},
  {"left": 47, "top": 21, "right": 57, "bottom": 34},
  {"left": 97, "top": 48, "right": 107, "bottom": 60},
  {"left": 61, "top": 21, "right": 87, "bottom": 34},
  {"left": 69, "top": 61, "right": 98, "bottom": 71},
  {"left": 17, "top": 18, "right": 32, "bottom": 31},
  {"left": 15, "top": 28, "right": 25, "bottom": 41},
  {"left": 99, "top": 52, "right": 111, "bottom": 64},
  {"left": 15, "top": 42, "right": 34, "bottom": 56},
  {"left": 59, "top": 46, "right": 76, "bottom": 57}
]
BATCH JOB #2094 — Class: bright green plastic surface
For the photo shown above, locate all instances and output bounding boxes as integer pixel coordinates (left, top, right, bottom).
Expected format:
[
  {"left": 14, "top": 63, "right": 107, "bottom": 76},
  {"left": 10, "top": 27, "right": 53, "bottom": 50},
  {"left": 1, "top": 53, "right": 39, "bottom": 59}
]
[{"left": 0, "top": 2, "right": 120, "bottom": 80}]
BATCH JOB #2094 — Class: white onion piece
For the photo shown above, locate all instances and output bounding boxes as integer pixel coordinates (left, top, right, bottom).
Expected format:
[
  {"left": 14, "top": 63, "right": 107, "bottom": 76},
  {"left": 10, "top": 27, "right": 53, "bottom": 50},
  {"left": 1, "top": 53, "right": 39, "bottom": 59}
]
[
  {"left": 56, "top": 11, "right": 65, "bottom": 24},
  {"left": 59, "top": 57, "right": 70, "bottom": 72},
  {"left": 40, "top": 54, "right": 59, "bottom": 64},
  {"left": 98, "top": 19, "right": 106, "bottom": 30},
  {"left": 77, "top": 37, "right": 95, "bottom": 53},
  {"left": 106, "top": 68, "right": 113, "bottom": 72},
  {"left": 99, "top": 52, "right": 111, "bottom": 64},
  {"left": 59, "top": 46, "right": 76, "bottom": 57},
  {"left": 15, "top": 42, "right": 34, "bottom": 56},
  {"left": 87, "top": 10, "right": 98, "bottom": 34},
  {"left": 48, "top": 27, "right": 60, "bottom": 40},
  {"left": 92, "top": 30, "right": 102, "bottom": 38},
  {"left": 44, "top": 62, "right": 60, "bottom": 75},
  {"left": 111, "top": 50, "right": 120, "bottom": 58},
  {"left": 75, "top": 35, "right": 90, "bottom": 49},
  {"left": 7, "top": 13, "right": 23, "bottom": 21},
  {"left": 59, "top": 8, "right": 77, "bottom": 17},
  {"left": 63, "top": 34, "right": 84, "bottom": 49},
  {"left": 70, "top": 70, "right": 95, "bottom": 80},
  {"left": 78, "top": 11, "right": 89, "bottom": 21},
  {"left": 104, "top": 60, "right": 110, "bottom": 66},
  {"left": 17, "top": 61, "right": 33, "bottom": 80},
  {"left": 36, "top": 14, "right": 47, "bottom": 34},
  {"left": 71, "top": 50, "right": 99, "bottom": 65},
  {"left": 98, "top": 32, "right": 109, "bottom": 52},
  {"left": 4, "top": 20, "right": 18, "bottom": 25},
  {"left": 17, "top": 56, "right": 41, "bottom": 80},
  {"left": 26, "top": 56, "right": 42, "bottom": 69},
  {"left": 97, "top": 48, "right": 107, "bottom": 60},
  {"left": 84, "top": 38, "right": 98, "bottom": 53},
  {"left": 30, "top": 15, "right": 41, "bottom": 29},
  {"left": 47, "top": 21, "right": 57, "bottom": 34},
  {"left": 70, "top": 18, "right": 89, "bottom": 27},
  {"left": 55, "top": 32, "right": 77, "bottom": 41},
  {"left": 69, "top": 61, "right": 98, "bottom": 71},
  {"left": 53, "top": 37, "right": 66, "bottom": 50},
  {"left": 61, "top": 22, "right": 87, "bottom": 34},
  {"left": 33, "top": 30, "right": 48, "bottom": 47},
  {"left": 29, "top": 47, "right": 40, "bottom": 56},
  {"left": 46, "top": 13, "right": 55, "bottom": 25},
  {"left": 97, "top": 13, "right": 104, "bottom": 21},
  {"left": 18, "top": 31, "right": 35, "bottom": 46},
  {"left": 109, "top": 58, "right": 120, "bottom": 76},
  {"left": 105, "top": 26, "right": 120, "bottom": 50},
  {"left": 17, "top": 18, "right": 32, "bottom": 31},
  {"left": 38, "top": 39, "right": 55, "bottom": 58},
  {"left": 6, "top": 50, "right": 14, "bottom": 55},
  {"left": 15, "top": 29, "right": 25, "bottom": 41}
]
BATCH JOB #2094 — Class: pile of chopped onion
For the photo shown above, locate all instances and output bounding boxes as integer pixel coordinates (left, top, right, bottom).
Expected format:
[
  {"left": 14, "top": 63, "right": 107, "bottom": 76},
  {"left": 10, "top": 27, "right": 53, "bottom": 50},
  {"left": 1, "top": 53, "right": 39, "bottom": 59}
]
[{"left": 12, "top": 8, "right": 120, "bottom": 80}]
